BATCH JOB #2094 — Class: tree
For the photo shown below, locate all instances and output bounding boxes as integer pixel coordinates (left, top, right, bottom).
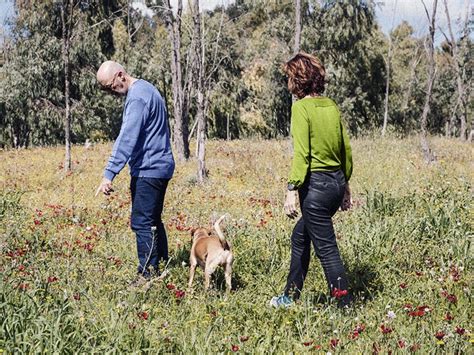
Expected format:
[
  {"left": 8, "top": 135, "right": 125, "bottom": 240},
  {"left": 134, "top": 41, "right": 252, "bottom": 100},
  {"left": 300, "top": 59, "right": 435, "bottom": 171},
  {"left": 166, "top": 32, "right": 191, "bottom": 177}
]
[
  {"left": 163, "top": 0, "right": 192, "bottom": 161},
  {"left": 419, "top": 0, "right": 438, "bottom": 163}
]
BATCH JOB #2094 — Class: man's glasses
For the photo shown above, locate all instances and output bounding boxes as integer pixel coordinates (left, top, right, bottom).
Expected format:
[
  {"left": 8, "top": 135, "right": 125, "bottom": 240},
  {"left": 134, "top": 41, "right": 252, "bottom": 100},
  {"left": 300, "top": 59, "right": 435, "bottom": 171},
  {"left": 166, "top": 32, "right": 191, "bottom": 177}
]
[{"left": 100, "top": 72, "right": 118, "bottom": 93}]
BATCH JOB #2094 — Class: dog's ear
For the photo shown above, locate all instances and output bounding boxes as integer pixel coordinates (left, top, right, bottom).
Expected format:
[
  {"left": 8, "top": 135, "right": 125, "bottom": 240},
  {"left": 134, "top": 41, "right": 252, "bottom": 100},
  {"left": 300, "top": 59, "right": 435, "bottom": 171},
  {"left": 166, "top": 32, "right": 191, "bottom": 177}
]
[{"left": 190, "top": 228, "right": 197, "bottom": 237}]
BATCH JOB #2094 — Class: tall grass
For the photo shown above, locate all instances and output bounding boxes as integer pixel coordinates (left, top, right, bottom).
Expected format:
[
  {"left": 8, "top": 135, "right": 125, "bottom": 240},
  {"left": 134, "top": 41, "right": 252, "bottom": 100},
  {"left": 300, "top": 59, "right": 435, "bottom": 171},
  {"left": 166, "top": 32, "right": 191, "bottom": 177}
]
[{"left": 0, "top": 136, "right": 472, "bottom": 353}]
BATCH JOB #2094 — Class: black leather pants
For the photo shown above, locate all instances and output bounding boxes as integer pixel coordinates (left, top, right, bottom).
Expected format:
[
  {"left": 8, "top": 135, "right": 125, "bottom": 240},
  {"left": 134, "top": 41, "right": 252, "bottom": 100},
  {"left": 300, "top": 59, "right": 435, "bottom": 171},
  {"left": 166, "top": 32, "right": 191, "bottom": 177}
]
[{"left": 284, "top": 170, "right": 352, "bottom": 305}]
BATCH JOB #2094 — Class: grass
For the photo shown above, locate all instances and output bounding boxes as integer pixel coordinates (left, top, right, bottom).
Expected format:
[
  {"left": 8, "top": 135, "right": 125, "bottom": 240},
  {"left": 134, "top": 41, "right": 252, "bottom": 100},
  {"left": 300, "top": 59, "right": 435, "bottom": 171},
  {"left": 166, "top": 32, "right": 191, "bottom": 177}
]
[{"left": 0, "top": 135, "right": 472, "bottom": 353}]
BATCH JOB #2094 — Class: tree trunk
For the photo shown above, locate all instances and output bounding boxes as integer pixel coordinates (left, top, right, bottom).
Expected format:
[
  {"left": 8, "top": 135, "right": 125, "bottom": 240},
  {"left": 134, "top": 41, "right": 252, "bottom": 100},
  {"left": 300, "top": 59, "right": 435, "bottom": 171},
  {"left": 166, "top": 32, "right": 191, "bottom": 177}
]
[
  {"left": 382, "top": 34, "right": 392, "bottom": 136},
  {"left": 193, "top": 0, "right": 207, "bottom": 183},
  {"left": 164, "top": 0, "right": 190, "bottom": 161},
  {"left": 420, "top": 0, "right": 438, "bottom": 163},
  {"left": 61, "top": 0, "right": 72, "bottom": 172},
  {"left": 294, "top": 0, "right": 301, "bottom": 54},
  {"left": 444, "top": 0, "right": 469, "bottom": 140}
]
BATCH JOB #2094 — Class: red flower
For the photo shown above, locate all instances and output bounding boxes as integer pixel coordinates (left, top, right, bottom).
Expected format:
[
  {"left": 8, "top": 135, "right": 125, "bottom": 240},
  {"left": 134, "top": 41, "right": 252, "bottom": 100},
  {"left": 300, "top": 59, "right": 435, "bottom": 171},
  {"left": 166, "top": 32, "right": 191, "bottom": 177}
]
[
  {"left": 415, "top": 271, "right": 423, "bottom": 276},
  {"left": 409, "top": 343, "right": 420, "bottom": 352},
  {"left": 398, "top": 340, "right": 406, "bottom": 348},
  {"left": 445, "top": 312, "right": 454, "bottom": 321},
  {"left": 441, "top": 290, "right": 457, "bottom": 304},
  {"left": 138, "top": 311, "right": 149, "bottom": 320},
  {"left": 18, "top": 264, "right": 26, "bottom": 272},
  {"left": 349, "top": 330, "right": 360, "bottom": 340},
  {"left": 380, "top": 324, "right": 393, "bottom": 334},
  {"left": 47, "top": 276, "right": 58, "bottom": 283},
  {"left": 34, "top": 219, "right": 41, "bottom": 225},
  {"left": 174, "top": 289, "right": 185, "bottom": 299},
  {"left": 449, "top": 265, "right": 461, "bottom": 281},
  {"left": 434, "top": 331, "right": 445, "bottom": 340},
  {"left": 240, "top": 336, "right": 249, "bottom": 342},
  {"left": 455, "top": 327, "right": 465, "bottom": 335},
  {"left": 313, "top": 344, "right": 322, "bottom": 350},
  {"left": 231, "top": 344, "right": 239, "bottom": 352},
  {"left": 330, "top": 338, "right": 339, "bottom": 349},
  {"left": 18, "top": 283, "right": 29, "bottom": 291},
  {"left": 403, "top": 303, "right": 413, "bottom": 311},
  {"left": 399, "top": 283, "right": 408, "bottom": 289},
  {"left": 73, "top": 293, "right": 81, "bottom": 300},
  {"left": 355, "top": 323, "right": 366, "bottom": 333},
  {"left": 302, "top": 340, "right": 313, "bottom": 346},
  {"left": 331, "top": 288, "right": 348, "bottom": 298},
  {"left": 408, "top": 310, "right": 426, "bottom": 317},
  {"left": 166, "top": 283, "right": 176, "bottom": 290}
]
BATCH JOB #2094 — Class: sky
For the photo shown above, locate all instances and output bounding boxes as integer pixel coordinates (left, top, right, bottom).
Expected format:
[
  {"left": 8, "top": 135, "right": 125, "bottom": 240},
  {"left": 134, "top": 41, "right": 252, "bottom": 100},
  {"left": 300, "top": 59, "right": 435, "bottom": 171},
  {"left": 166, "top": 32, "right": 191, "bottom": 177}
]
[{"left": 0, "top": 0, "right": 471, "bottom": 45}]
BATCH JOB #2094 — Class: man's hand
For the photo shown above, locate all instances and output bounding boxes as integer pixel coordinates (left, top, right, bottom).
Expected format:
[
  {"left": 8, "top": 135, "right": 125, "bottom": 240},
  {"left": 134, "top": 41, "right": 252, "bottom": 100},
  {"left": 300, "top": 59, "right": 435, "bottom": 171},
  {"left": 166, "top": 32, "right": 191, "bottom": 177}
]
[
  {"left": 284, "top": 190, "right": 299, "bottom": 219},
  {"left": 95, "top": 177, "right": 114, "bottom": 197},
  {"left": 340, "top": 183, "right": 352, "bottom": 211}
]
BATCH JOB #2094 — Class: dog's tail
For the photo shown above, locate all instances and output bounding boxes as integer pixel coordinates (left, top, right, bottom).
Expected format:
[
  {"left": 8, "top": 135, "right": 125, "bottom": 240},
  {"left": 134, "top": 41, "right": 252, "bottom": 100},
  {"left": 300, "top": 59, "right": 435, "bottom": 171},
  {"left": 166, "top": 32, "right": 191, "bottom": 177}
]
[{"left": 214, "top": 214, "right": 230, "bottom": 250}]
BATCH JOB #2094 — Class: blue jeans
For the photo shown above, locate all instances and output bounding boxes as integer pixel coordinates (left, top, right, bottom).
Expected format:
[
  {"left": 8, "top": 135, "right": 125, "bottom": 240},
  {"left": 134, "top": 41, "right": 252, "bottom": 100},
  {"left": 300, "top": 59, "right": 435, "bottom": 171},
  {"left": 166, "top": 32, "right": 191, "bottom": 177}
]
[
  {"left": 130, "top": 177, "right": 169, "bottom": 277},
  {"left": 284, "top": 170, "right": 352, "bottom": 306}
]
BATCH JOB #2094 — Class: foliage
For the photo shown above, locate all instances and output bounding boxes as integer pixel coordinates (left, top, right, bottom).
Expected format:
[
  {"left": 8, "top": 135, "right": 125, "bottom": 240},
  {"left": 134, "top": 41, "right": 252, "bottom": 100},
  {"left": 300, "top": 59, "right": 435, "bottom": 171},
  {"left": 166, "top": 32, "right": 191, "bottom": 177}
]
[
  {"left": 0, "top": 0, "right": 472, "bottom": 147},
  {"left": 0, "top": 137, "right": 472, "bottom": 352}
]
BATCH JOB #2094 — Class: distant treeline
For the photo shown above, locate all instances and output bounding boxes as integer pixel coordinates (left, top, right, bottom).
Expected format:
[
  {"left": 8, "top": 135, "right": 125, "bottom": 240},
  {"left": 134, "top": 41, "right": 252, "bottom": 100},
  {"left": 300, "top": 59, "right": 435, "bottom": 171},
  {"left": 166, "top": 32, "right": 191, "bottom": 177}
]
[{"left": 0, "top": 0, "right": 472, "bottom": 148}]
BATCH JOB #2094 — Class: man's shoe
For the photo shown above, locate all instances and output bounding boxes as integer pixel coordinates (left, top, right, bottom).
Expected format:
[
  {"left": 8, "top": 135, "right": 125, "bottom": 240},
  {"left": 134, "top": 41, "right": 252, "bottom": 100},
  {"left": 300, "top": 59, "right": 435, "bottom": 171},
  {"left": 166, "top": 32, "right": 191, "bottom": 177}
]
[{"left": 269, "top": 294, "right": 293, "bottom": 308}]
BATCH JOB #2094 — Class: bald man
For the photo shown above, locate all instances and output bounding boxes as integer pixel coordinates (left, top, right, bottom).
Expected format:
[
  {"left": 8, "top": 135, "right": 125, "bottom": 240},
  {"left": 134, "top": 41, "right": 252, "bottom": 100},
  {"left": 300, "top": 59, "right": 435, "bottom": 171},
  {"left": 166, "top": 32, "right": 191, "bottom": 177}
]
[{"left": 96, "top": 61, "right": 175, "bottom": 286}]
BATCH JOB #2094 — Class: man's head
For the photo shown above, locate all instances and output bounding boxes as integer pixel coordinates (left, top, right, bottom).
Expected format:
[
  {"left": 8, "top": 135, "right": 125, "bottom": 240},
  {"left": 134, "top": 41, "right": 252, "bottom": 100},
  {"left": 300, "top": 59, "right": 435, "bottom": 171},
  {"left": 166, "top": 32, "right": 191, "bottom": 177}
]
[{"left": 97, "top": 61, "right": 131, "bottom": 96}]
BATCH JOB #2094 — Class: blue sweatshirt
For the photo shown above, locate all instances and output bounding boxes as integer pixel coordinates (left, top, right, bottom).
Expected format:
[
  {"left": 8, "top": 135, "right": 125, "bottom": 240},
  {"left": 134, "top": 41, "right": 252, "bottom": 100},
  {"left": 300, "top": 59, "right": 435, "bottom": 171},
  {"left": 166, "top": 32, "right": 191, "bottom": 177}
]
[{"left": 104, "top": 80, "right": 175, "bottom": 181}]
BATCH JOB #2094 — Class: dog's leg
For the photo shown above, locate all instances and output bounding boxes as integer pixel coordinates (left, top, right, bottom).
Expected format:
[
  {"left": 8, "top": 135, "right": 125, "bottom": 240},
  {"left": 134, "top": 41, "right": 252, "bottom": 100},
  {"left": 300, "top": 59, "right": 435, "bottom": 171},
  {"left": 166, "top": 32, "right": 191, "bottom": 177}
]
[
  {"left": 224, "top": 252, "right": 234, "bottom": 293},
  {"left": 188, "top": 255, "right": 198, "bottom": 290},
  {"left": 204, "top": 261, "right": 218, "bottom": 290}
]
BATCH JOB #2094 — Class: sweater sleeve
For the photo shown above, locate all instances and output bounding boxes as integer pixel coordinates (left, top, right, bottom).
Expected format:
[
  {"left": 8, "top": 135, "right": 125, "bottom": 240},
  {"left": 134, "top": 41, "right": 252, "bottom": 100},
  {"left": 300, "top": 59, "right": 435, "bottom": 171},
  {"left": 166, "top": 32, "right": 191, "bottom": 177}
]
[
  {"left": 288, "top": 103, "right": 310, "bottom": 188},
  {"left": 104, "top": 98, "right": 147, "bottom": 181},
  {"left": 340, "top": 122, "right": 353, "bottom": 182}
]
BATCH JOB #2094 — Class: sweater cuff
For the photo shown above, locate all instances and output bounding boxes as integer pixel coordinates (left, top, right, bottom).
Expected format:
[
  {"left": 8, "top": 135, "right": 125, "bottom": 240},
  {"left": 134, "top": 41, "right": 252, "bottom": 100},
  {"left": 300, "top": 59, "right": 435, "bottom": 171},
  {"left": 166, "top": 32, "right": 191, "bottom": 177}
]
[{"left": 104, "top": 169, "right": 117, "bottom": 181}]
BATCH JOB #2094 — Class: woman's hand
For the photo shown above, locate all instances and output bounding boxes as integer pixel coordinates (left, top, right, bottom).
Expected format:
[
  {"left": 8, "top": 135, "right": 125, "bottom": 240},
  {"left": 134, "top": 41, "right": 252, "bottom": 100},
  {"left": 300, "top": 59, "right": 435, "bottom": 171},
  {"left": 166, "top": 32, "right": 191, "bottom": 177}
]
[
  {"left": 340, "top": 183, "right": 352, "bottom": 211},
  {"left": 284, "top": 190, "right": 299, "bottom": 219}
]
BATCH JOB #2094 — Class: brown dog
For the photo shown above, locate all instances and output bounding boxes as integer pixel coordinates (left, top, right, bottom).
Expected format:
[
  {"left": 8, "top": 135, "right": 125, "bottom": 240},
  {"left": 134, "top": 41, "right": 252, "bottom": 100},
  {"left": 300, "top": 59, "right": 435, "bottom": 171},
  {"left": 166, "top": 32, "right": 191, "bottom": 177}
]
[{"left": 188, "top": 214, "right": 234, "bottom": 292}]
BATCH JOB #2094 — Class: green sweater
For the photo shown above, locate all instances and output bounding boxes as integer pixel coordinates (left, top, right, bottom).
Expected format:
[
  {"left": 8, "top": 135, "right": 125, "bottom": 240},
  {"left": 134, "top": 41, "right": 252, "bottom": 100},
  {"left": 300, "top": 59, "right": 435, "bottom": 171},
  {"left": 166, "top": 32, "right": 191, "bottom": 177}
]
[{"left": 288, "top": 97, "right": 353, "bottom": 188}]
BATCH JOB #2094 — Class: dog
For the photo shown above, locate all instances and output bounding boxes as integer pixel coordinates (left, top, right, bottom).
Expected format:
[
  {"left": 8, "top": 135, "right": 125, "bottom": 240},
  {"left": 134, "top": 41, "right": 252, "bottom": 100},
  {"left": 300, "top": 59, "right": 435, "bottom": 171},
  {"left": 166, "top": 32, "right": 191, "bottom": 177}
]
[{"left": 188, "top": 214, "right": 234, "bottom": 292}]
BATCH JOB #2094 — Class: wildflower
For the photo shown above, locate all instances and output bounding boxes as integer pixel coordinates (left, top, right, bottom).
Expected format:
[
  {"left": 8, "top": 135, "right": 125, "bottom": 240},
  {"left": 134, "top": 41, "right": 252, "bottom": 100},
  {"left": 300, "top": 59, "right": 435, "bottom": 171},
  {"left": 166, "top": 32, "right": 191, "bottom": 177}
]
[
  {"left": 174, "top": 289, "right": 185, "bottom": 299},
  {"left": 441, "top": 290, "right": 457, "bottom": 304},
  {"left": 138, "top": 311, "right": 149, "bottom": 320},
  {"left": 240, "top": 336, "right": 249, "bottom": 342},
  {"left": 415, "top": 271, "right": 423, "bottom": 276},
  {"left": 387, "top": 310, "right": 396, "bottom": 319},
  {"left": 18, "top": 283, "right": 29, "bottom": 291},
  {"left": 435, "top": 331, "right": 445, "bottom": 340},
  {"left": 18, "top": 265, "right": 26, "bottom": 272},
  {"left": 380, "top": 324, "right": 393, "bottom": 334},
  {"left": 231, "top": 344, "right": 239, "bottom": 352},
  {"left": 403, "top": 303, "right": 413, "bottom": 311},
  {"left": 73, "top": 293, "right": 81, "bottom": 300},
  {"left": 302, "top": 341, "right": 313, "bottom": 346},
  {"left": 399, "top": 283, "right": 408, "bottom": 289},
  {"left": 445, "top": 312, "right": 454, "bottom": 321},
  {"left": 331, "top": 288, "right": 348, "bottom": 298},
  {"left": 329, "top": 338, "right": 339, "bottom": 349},
  {"left": 355, "top": 323, "right": 366, "bottom": 333},
  {"left": 34, "top": 219, "right": 41, "bottom": 225},
  {"left": 455, "top": 327, "right": 465, "bottom": 336},
  {"left": 449, "top": 265, "right": 461, "bottom": 281},
  {"left": 398, "top": 340, "right": 406, "bottom": 348},
  {"left": 47, "top": 276, "right": 58, "bottom": 283},
  {"left": 166, "top": 283, "right": 176, "bottom": 290},
  {"left": 409, "top": 343, "right": 420, "bottom": 352}
]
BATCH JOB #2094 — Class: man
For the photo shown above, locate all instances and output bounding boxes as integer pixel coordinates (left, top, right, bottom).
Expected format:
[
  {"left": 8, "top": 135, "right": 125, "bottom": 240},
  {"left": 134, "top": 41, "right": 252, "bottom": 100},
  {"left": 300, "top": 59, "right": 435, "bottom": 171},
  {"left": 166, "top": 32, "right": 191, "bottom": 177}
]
[{"left": 95, "top": 61, "right": 175, "bottom": 285}]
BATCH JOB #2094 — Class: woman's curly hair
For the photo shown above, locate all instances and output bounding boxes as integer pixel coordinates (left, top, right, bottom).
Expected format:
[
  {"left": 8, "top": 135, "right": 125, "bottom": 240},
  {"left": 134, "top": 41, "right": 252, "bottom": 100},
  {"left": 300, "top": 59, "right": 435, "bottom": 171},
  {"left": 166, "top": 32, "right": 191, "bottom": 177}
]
[{"left": 284, "top": 52, "right": 326, "bottom": 99}]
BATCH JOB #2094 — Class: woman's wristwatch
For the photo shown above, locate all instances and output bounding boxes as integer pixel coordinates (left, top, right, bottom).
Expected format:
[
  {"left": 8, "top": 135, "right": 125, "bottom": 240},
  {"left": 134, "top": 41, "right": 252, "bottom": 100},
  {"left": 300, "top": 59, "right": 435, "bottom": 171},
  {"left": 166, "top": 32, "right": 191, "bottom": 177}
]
[{"left": 287, "top": 183, "right": 297, "bottom": 191}]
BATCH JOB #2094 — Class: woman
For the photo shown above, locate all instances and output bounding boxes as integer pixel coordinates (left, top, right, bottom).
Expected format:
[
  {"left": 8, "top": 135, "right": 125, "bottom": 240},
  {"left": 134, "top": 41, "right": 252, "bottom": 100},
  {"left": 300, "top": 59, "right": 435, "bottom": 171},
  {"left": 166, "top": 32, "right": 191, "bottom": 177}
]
[{"left": 270, "top": 52, "right": 353, "bottom": 308}]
